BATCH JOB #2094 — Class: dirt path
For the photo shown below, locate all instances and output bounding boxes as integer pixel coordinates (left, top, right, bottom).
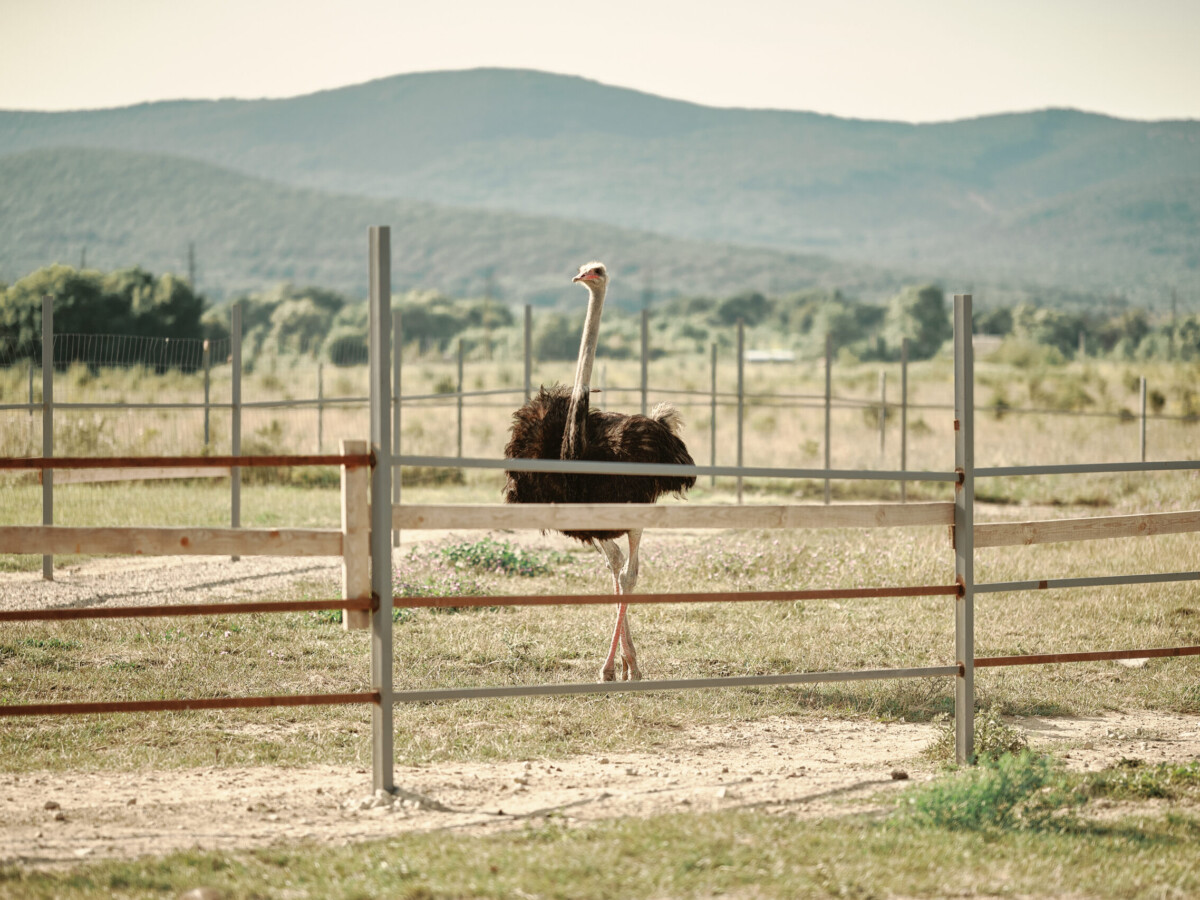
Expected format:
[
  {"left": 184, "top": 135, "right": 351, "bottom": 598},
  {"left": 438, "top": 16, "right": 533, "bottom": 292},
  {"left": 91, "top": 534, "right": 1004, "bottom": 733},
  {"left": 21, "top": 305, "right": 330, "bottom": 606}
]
[{"left": 3, "top": 710, "right": 1200, "bottom": 868}]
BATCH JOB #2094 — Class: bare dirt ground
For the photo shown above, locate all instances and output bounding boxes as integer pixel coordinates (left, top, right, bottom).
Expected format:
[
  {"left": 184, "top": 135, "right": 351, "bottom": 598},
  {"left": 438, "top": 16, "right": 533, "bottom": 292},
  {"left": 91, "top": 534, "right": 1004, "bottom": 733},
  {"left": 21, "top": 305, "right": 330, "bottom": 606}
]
[
  {"left": 3, "top": 554, "right": 1200, "bottom": 868},
  {"left": 4, "top": 710, "right": 1200, "bottom": 869}
]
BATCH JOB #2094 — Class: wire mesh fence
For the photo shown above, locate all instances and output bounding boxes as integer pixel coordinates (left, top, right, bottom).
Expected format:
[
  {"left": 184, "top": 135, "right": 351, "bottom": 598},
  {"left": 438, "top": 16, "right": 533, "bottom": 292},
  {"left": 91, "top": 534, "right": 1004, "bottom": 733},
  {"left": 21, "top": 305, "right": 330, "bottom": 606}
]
[{"left": 3, "top": 308, "right": 1197, "bottom": 482}]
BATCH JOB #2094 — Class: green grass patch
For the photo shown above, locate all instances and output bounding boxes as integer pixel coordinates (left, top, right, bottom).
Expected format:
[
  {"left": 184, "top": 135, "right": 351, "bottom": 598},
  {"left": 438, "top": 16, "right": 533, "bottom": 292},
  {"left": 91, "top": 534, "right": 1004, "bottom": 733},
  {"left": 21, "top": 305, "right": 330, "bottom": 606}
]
[{"left": 4, "top": 802, "right": 1200, "bottom": 899}]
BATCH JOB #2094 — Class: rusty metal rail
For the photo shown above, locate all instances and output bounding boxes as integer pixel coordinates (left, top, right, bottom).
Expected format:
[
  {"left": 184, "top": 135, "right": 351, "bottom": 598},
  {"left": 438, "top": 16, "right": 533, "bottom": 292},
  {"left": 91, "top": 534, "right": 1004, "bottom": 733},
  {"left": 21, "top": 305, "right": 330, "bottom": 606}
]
[
  {"left": 975, "top": 646, "right": 1200, "bottom": 668},
  {"left": 395, "top": 584, "right": 961, "bottom": 609},
  {"left": 0, "top": 453, "right": 372, "bottom": 470},
  {"left": 0, "top": 693, "right": 379, "bottom": 718}
]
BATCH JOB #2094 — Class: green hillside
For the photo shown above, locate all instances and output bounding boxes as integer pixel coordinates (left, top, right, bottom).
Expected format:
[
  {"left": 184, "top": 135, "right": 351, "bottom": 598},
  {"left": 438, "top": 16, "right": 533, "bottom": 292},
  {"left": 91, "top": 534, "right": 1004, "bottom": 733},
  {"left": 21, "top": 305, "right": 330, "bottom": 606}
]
[
  {"left": 0, "top": 147, "right": 883, "bottom": 303},
  {"left": 2, "top": 68, "right": 1197, "bottom": 300}
]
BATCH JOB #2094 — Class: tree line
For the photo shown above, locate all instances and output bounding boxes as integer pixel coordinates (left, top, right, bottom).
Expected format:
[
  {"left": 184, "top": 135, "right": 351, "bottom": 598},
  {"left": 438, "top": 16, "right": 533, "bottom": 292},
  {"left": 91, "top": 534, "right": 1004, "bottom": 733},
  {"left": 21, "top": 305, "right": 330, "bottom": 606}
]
[{"left": 3, "top": 264, "right": 1196, "bottom": 369}]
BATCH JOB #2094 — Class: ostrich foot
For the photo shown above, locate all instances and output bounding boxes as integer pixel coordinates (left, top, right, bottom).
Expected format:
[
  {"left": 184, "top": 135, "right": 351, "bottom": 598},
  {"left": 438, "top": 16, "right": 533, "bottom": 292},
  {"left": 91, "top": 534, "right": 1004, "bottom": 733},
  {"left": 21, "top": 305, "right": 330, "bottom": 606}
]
[{"left": 620, "top": 655, "right": 642, "bottom": 681}]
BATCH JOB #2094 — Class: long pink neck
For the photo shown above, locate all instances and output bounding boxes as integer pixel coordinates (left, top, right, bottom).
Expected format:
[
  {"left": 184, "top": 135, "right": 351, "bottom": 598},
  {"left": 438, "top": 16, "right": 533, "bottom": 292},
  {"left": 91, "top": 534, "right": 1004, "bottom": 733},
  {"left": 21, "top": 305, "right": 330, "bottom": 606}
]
[{"left": 561, "top": 280, "right": 605, "bottom": 459}]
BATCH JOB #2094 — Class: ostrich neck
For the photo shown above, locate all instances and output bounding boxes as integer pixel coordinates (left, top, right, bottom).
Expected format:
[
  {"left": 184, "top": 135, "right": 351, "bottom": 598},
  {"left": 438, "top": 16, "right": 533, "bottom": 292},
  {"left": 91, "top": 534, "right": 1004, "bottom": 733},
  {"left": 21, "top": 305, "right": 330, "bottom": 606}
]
[
  {"left": 561, "top": 281, "right": 605, "bottom": 459},
  {"left": 573, "top": 281, "right": 605, "bottom": 390}
]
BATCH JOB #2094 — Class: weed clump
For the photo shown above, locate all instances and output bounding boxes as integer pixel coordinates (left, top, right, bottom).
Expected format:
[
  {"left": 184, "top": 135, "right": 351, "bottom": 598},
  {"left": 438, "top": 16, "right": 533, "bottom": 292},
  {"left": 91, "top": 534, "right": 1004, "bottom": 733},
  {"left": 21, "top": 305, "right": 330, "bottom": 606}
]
[
  {"left": 900, "top": 751, "right": 1082, "bottom": 831},
  {"left": 436, "top": 537, "right": 561, "bottom": 577},
  {"left": 924, "top": 706, "right": 1029, "bottom": 763}
]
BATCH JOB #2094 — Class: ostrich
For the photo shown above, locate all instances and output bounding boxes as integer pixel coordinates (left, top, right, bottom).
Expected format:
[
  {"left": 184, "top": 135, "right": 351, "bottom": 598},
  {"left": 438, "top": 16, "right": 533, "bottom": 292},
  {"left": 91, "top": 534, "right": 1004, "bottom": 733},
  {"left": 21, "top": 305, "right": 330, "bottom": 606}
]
[{"left": 503, "top": 261, "right": 695, "bottom": 682}]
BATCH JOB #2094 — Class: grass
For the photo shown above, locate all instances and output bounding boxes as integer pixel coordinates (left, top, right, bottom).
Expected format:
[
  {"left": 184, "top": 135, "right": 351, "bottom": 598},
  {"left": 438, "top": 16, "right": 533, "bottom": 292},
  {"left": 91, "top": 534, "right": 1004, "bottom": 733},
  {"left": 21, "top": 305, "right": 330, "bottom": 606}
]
[{"left": 3, "top": 791, "right": 1200, "bottom": 898}]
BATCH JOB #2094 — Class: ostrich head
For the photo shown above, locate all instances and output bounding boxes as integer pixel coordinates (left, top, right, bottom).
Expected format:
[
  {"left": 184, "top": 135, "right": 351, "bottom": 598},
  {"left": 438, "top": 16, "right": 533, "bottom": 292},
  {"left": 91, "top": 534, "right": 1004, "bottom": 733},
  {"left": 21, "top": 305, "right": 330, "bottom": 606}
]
[{"left": 572, "top": 261, "right": 608, "bottom": 288}]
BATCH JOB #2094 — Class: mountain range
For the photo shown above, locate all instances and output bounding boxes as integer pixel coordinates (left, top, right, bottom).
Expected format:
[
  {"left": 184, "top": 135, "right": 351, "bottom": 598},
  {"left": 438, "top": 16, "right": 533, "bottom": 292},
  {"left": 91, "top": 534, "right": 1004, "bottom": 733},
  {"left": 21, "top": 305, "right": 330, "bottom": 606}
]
[{"left": 2, "top": 68, "right": 1197, "bottom": 305}]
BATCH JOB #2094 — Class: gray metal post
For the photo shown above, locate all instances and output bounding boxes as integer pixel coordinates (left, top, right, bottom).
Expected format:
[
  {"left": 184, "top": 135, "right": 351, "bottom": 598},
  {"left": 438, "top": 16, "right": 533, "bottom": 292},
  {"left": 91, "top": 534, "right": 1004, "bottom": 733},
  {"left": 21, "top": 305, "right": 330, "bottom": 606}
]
[
  {"left": 1140, "top": 376, "right": 1147, "bottom": 462},
  {"left": 824, "top": 333, "right": 832, "bottom": 505},
  {"left": 953, "top": 293, "right": 976, "bottom": 765},
  {"left": 523, "top": 304, "right": 532, "bottom": 403},
  {"left": 368, "top": 225, "right": 395, "bottom": 794},
  {"left": 202, "top": 340, "right": 211, "bottom": 448},
  {"left": 456, "top": 338, "right": 464, "bottom": 458},
  {"left": 710, "top": 342, "right": 717, "bottom": 488},
  {"left": 392, "top": 311, "right": 402, "bottom": 548},
  {"left": 640, "top": 309, "right": 649, "bottom": 416},
  {"left": 879, "top": 371, "right": 887, "bottom": 457},
  {"left": 41, "top": 296, "right": 53, "bottom": 581},
  {"left": 231, "top": 302, "right": 242, "bottom": 562},
  {"left": 317, "top": 362, "right": 324, "bottom": 454},
  {"left": 736, "top": 319, "right": 744, "bottom": 504},
  {"left": 900, "top": 339, "right": 909, "bottom": 503}
]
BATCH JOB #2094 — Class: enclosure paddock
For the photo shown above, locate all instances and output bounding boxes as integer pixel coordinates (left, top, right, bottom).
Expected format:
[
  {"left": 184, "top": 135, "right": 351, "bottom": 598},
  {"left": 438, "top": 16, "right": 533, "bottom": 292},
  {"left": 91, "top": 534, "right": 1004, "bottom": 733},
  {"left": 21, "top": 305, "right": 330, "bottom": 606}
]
[{"left": 2, "top": 227, "right": 1199, "bottom": 795}]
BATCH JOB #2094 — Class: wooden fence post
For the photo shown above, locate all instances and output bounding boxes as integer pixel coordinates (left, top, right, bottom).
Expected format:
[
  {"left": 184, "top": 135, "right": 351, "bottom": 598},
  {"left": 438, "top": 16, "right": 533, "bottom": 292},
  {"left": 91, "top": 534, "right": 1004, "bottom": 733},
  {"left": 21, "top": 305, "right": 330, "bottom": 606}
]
[{"left": 341, "top": 439, "right": 371, "bottom": 631}]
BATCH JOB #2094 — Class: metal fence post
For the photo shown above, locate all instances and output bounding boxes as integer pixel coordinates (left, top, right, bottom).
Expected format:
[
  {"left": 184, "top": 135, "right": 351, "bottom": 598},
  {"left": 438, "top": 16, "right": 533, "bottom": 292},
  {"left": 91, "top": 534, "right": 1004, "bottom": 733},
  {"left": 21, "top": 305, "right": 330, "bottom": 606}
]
[
  {"left": 523, "top": 303, "right": 532, "bottom": 403},
  {"left": 953, "top": 293, "right": 976, "bottom": 765},
  {"left": 824, "top": 333, "right": 832, "bottom": 505},
  {"left": 736, "top": 319, "right": 744, "bottom": 505},
  {"left": 392, "top": 311, "right": 402, "bottom": 548},
  {"left": 41, "top": 295, "right": 53, "bottom": 581},
  {"left": 202, "top": 340, "right": 211, "bottom": 448},
  {"left": 456, "top": 338, "right": 464, "bottom": 458},
  {"left": 230, "top": 302, "right": 242, "bottom": 562},
  {"left": 710, "top": 342, "right": 717, "bottom": 488},
  {"left": 317, "top": 362, "right": 324, "bottom": 454},
  {"left": 900, "top": 338, "right": 909, "bottom": 503},
  {"left": 641, "top": 309, "right": 649, "bottom": 416},
  {"left": 368, "top": 225, "right": 395, "bottom": 795},
  {"left": 1140, "top": 376, "right": 1147, "bottom": 462},
  {"left": 879, "top": 371, "right": 887, "bottom": 458}
]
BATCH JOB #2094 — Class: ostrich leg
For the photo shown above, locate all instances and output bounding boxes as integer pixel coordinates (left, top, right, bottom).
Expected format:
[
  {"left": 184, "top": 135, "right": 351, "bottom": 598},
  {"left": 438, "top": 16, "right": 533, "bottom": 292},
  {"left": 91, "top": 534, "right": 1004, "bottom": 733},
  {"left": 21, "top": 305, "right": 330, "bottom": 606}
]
[
  {"left": 616, "top": 529, "right": 643, "bottom": 681},
  {"left": 597, "top": 539, "right": 628, "bottom": 682}
]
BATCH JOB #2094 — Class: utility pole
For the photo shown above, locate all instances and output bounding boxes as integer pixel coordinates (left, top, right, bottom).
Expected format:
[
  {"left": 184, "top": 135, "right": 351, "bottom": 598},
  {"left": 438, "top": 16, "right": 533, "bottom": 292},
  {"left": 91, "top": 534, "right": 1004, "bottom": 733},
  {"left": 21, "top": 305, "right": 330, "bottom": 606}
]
[
  {"left": 187, "top": 242, "right": 196, "bottom": 289},
  {"left": 79, "top": 247, "right": 87, "bottom": 270}
]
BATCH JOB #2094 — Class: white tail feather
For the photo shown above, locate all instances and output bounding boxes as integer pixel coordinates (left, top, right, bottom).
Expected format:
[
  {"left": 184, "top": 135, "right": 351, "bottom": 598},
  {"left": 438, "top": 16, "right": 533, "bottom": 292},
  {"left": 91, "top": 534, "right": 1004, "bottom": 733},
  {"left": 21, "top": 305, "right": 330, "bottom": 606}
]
[{"left": 650, "top": 401, "right": 684, "bottom": 434}]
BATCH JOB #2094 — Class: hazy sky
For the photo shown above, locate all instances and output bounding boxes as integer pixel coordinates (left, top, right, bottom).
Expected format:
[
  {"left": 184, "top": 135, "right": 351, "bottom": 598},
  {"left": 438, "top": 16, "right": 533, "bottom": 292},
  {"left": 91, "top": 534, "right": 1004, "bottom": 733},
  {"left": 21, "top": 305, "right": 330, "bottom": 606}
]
[{"left": 3, "top": 0, "right": 1198, "bottom": 122}]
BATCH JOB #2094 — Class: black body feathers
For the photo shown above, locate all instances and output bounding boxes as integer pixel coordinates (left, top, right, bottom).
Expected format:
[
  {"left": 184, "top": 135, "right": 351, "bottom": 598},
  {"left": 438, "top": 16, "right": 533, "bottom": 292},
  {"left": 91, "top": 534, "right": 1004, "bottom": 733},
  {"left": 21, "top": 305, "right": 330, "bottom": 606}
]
[{"left": 503, "top": 385, "right": 696, "bottom": 542}]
